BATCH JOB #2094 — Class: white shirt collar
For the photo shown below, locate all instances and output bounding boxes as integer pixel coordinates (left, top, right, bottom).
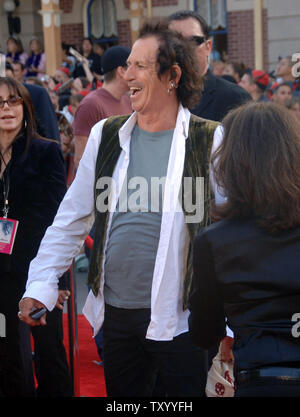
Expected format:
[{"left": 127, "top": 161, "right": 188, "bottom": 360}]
[{"left": 118, "top": 104, "right": 190, "bottom": 149}]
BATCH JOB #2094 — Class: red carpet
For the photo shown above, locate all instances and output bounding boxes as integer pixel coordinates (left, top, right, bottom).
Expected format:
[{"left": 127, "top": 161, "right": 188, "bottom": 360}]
[{"left": 63, "top": 313, "right": 107, "bottom": 397}]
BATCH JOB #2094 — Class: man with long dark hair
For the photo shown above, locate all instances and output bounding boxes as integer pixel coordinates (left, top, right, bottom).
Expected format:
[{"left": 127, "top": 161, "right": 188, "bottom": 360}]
[{"left": 19, "top": 21, "right": 223, "bottom": 397}]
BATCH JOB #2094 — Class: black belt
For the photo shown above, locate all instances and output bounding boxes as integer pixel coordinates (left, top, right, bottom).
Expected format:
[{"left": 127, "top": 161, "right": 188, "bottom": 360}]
[{"left": 237, "top": 367, "right": 300, "bottom": 384}]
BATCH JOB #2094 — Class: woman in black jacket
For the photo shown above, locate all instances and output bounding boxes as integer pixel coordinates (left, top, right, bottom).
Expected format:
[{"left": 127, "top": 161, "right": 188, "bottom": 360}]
[
  {"left": 189, "top": 102, "right": 300, "bottom": 397},
  {"left": 0, "top": 77, "right": 67, "bottom": 396}
]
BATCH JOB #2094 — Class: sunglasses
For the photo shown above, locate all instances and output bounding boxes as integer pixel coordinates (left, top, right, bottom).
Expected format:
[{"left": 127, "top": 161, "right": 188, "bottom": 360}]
[
  {"left": 0, "top": 96, "right": 23, "bottom": 109},
  {"left": 188, "top": 36, "right": 207, "bottom": 46}
]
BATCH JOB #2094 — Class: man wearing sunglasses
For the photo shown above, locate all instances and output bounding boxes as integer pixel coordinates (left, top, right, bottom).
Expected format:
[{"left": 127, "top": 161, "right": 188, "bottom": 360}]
[{"left": 168, "top": 10, "right": 251, "bottom": 122}]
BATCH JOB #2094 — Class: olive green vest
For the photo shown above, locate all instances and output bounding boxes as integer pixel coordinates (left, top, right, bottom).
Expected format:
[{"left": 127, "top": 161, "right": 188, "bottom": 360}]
[{"left": 87, "top": 114, "right": 219, "bottom": 310}]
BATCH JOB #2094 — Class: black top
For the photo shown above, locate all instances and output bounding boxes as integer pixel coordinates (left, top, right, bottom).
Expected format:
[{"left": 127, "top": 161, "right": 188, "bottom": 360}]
[
  {"left": 189, "top": 218, "right": 300, "bottom": 375},
  {"left": 191, "top": 69, "right": 251, "bottom": 122},
  {"left": 0, "top": 134, "right": 66, "bottom": 282},
  {"left": 24, "top": 83, "right": 60, "bottom": 142},
  {"left": 73, "top": 53, "right": 102, "bottom": 78}
]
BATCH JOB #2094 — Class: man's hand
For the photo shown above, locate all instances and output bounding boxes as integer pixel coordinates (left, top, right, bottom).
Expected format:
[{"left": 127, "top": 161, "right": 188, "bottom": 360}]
[
  {"left": 220, "top": 336, "right": 234, "bottom": 363},
  {"left": 18, "top": 297, "right": 47, "bottom": 326},
  {"left": 56, "top": 290, "right": 70, "bottom": 310}
]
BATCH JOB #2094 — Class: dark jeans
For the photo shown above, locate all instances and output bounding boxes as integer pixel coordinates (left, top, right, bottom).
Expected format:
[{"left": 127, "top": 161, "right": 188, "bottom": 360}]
[
  {"left": 235, "top": 378, "right": 300, "bottom": 397},
  {"left": 102, "top": 304, "right": 207, "bottom": 397},
  {"left": 94, "top": 327, "right": 104, "bottom": 361}
]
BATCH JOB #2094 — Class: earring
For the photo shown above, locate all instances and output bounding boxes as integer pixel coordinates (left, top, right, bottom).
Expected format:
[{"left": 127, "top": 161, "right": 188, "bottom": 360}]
[{"left": 168, "top": 81, "right": 176, "bottom": 95}]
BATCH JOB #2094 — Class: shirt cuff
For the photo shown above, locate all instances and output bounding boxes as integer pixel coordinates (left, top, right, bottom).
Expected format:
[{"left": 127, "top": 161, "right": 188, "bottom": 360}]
[{"left": 22, "top": 280, "right": 58, "bottom": 312}]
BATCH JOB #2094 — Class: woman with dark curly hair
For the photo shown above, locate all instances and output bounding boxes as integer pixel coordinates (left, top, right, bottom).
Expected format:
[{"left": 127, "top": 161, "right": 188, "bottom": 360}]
[{"left": 190, "top": 101, "right": 300, "bottom": 397}]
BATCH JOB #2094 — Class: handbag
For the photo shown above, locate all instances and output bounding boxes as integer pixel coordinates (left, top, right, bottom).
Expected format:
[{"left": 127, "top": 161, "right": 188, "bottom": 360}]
[{"left": 205, "top": 344, "right": 235, "bottom": 397}]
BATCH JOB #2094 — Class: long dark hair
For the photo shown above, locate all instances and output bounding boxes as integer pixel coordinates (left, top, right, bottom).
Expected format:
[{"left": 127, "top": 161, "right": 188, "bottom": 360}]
[
  {"left": 0, "top": 77, "right": 46, "bottom": 151},
  {"left": 211, "top": 101, "right": 300, "bottom": 234},
  {"left": 138, "top": 20, "right": 203, "bottom": 109}
]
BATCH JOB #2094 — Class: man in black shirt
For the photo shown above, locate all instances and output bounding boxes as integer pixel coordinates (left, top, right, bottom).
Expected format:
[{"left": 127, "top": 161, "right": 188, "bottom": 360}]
[
  {"left": 73, "top": 37, "right": 102, "bottom": 79},
  {"left": 168, "top": 10, "right": 251, "bottom": 122}
]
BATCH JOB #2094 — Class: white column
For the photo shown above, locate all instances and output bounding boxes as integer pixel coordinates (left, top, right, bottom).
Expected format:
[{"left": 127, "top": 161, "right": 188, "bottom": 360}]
[
  {"left": 129, "top": 0, "right": 144, "bottom": 44},
  {"left": 146, "top": 0, "right": 152, "bottom": 18},
  {"left": 254, "top": 0, "right": 264, "bottom": 70},
  {"left": 39, "top": 0, "right": 62, "bottom": 76}
]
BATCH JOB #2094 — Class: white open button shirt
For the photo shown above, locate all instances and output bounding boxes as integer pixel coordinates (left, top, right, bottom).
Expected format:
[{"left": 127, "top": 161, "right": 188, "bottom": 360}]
[{"left": 23, "top": 104, "right": 225, "bottom": 341}]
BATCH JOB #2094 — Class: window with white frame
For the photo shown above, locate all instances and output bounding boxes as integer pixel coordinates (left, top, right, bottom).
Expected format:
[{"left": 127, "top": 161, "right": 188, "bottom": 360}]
[
  {"left": 195, "top": 0, "right": 227, "bottom": 31},
  {"left": 195, "top": 0, "right": 228, "bottom": 60},
  {"left": 87, "top": 0, "right": 118, "bottom": 43}
]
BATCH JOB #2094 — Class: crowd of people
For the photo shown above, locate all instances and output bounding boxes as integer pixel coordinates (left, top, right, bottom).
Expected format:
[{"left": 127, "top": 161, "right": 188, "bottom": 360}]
[
  {"left": 0, "top": 9, "right": 300, "bottom": 399},
  {"left": 5, "top": 35, "right": 105, "bottom": 81},
  {"left": 3, "top": 28, "right": 299, "bottom": 172},
  {"left": 211, "top": 55, "right": 300, "bottom": 120}
]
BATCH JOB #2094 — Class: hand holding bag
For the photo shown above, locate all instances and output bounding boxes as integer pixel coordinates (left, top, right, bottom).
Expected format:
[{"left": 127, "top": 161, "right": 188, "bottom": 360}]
[{"left": 205, "top": 343, "right": 235, "bottom": 397}]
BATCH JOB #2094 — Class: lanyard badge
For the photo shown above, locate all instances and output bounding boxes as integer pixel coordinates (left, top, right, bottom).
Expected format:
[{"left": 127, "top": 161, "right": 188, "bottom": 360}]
[
  {"left": 3, "top": 198, "right": 9, "bottom": 219},
  {"left": 0, "top": 153, "right": 18, "bottom": 254},
  {"left": 0, "top": 216, "right": 18, "bottom": 254}
]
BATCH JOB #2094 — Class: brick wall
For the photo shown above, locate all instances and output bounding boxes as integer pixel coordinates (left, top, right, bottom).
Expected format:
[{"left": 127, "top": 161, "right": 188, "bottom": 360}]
[
  {"left": 117, "top": 20, "right": 132, "bottom": 46},
  {"left": 123, "top": 0, "right": 178, "bottom": 8},
  {"left": 61, "top": 23, "right": 84, "bottom": 49},
  {"left": 61, "top": 17, "right": 131, "bottom": 49},
  {"left": 60, "top": 0, "right": 178, "bottom": 49},
  {"left": 151, "top": 0, "right": 178, "bottom": 5},
  {"left": 60, "top": 0, "right": 73, "bottom": 14},
  {"left": 121, "top": 0, "right": 178, "bottom": 45},
  {"left": 227, "top": 9, "right": 268, "bottom": 70}
]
